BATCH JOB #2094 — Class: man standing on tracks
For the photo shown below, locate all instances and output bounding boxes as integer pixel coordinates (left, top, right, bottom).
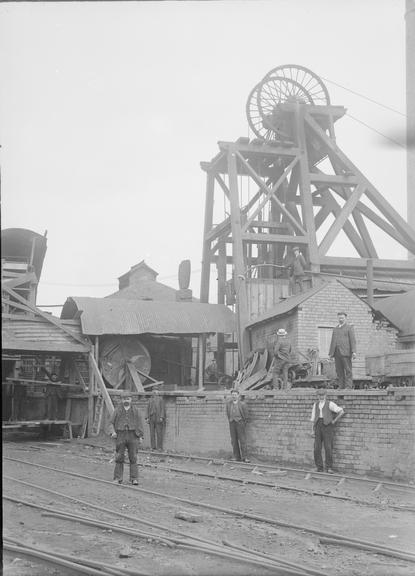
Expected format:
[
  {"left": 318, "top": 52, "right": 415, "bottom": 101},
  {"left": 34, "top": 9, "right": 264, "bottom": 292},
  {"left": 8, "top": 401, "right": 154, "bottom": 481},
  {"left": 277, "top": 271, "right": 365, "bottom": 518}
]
[
  {"left": 272, "top": 328, "right": 292, "bottom": 390},
  {"left": 109, "top": 391, "right": 144, "bottom": 485},
  {"left": 146, "top": 388, "right": 166, "bottom": 451},
  {"left": 310, "top": 387, "right": 344, "bottom": 473},
  {"left": 226, "top": 389, "right": 249, "bottom": 462},
  {"left": 329, "top": 312, "right": 357, "bottom": 389}
]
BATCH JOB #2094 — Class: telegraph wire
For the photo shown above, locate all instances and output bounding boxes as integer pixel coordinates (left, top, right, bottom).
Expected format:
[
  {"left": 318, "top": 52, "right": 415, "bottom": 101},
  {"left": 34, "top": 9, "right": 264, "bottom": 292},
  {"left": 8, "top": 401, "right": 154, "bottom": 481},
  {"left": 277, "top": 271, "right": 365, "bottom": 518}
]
[
  {"left": 39, "top": 269, "right": 202, "bottom": 288},
  {"left": 321, "top": 76, "right": 406, "bottom": 117},
  {"left": 345, "top": 113, "right": 414, "bottom": 155}
]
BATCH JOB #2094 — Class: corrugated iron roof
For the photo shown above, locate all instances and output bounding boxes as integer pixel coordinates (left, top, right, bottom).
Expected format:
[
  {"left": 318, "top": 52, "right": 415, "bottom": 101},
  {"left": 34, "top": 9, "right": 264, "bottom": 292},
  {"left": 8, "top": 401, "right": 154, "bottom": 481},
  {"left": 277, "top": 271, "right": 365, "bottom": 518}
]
[
  {"left": 374, "top": 290, "right": 415, "bottom": 338},
  {"left": 2, "top": 317, "right": 90, "bottom": 353},
  {"left": 246, "top": 283, "right": 326, "bottom": 328},
  {"left": 61, "top": 297, "right": 236, "bottom": 336}
]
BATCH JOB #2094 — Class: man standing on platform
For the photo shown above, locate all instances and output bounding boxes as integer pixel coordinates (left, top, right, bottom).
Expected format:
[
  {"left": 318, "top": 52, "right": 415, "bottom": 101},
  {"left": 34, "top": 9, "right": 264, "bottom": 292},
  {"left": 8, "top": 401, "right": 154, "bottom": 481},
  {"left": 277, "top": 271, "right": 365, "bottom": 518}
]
[
  {"left": 272, "top": 328, "right": 293, "bottom": 389},
  {"left": 289, "top": 246, "right": 307, "bottom": 294},
  {"left": 310, "top": 387, "right": 344, "bottom": 473},
  {"left": 226, "top": 389, "right": 249, "bottom": 462},
  {"left": 329, "top": 312, "right": 357, "bottom": 389},
  {"left": 146, "top": 388, "right": 166, "bottom": 451},
  {"left": 109, "top": 392, "right": 144, "bottom": 485}
]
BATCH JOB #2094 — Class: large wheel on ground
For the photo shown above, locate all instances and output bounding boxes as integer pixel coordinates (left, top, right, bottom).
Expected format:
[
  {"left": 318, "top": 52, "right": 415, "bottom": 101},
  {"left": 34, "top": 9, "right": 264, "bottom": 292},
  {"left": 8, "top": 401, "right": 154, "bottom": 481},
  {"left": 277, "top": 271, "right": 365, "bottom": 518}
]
[{"left": 100, "top": 336, "right": 151, "bottom": 388}]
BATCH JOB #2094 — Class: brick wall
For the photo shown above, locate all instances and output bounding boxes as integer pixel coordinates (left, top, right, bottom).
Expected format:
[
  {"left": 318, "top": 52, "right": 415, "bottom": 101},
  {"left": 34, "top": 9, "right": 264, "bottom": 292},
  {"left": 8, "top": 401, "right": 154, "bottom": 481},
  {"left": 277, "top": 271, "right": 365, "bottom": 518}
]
[
  {"left": 249, "top": 281, "right": 398, "bottom": 379},
  {"left": 298, "top": 281, "right": 397, "bottom": 378},
  {"left": 102, "top": 388, "right": 415, "bottom": 481}
]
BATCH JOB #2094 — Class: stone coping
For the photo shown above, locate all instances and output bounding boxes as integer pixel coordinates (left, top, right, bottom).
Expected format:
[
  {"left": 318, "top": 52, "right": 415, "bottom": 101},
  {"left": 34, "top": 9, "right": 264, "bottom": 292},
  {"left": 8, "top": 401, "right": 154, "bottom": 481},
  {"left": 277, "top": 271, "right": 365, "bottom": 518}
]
[{"left": 107, "top": 387, "right": 415, "bottom": 399}]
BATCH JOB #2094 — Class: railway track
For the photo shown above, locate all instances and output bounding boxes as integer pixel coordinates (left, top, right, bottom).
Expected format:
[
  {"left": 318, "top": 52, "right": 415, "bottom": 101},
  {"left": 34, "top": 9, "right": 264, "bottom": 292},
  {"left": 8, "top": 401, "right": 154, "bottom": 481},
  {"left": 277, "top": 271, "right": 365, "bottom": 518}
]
[
  {"left": 12, "top": 441, "right": 413, "bottom": 512},
  {"left": 4, "top": 450, "right": 415, "bottom": 570}
]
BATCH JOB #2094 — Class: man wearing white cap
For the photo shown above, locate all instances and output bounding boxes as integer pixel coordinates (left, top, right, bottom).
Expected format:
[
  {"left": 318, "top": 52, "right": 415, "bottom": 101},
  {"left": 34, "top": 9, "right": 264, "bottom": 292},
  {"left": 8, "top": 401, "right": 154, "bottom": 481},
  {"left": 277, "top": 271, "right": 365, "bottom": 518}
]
[{"left": 272, "top": 328, "right": 292, "bottom": 389}]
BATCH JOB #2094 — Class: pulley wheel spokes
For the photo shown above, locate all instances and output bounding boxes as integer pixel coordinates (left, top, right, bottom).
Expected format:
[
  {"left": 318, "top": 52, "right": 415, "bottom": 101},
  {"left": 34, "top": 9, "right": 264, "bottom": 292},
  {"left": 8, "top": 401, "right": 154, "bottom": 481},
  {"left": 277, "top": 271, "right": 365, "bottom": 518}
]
[
  {"left": 264, "top": 64, "right": 330, "bottom": 106},
  {"left": 258, "top": 76, "right": 313, "bottom": 136}
]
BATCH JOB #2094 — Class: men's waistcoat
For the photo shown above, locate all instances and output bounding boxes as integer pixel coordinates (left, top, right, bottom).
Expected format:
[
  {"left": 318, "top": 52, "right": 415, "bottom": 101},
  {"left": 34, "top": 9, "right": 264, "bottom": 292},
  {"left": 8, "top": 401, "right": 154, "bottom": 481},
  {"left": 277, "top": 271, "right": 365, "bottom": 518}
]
[
  {"left": 313, "top": 401, "right": 334, "bottom": 425},
  {"left": 329, "top": 323, "right": 356, "bottom": 357},
  {"left": 110, "top": 406, "right": 144, "bottom": 437}
]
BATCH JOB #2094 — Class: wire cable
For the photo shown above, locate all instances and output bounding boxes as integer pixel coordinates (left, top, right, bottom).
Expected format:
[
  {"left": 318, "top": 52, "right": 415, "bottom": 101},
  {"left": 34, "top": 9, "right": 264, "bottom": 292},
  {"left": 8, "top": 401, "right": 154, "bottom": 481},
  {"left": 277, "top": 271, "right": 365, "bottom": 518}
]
[{"left": 321, "top": 76, "right": 406, "bottom": 117}]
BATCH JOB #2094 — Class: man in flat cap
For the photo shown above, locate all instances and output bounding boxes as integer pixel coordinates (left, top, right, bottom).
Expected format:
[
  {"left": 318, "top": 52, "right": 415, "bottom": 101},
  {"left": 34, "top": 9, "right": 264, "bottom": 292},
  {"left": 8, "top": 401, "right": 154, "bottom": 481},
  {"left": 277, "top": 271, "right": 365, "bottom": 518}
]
[{"left": 109, "top": 391, "right": 144, "bottom": 485}]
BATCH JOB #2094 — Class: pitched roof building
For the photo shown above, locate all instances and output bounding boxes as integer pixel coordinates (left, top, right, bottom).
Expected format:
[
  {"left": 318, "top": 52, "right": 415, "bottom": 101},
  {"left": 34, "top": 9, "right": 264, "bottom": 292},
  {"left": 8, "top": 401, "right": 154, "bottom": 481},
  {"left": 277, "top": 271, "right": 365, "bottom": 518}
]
[{"left": 107, "top": 260, "right": 194, "bottom": 302}]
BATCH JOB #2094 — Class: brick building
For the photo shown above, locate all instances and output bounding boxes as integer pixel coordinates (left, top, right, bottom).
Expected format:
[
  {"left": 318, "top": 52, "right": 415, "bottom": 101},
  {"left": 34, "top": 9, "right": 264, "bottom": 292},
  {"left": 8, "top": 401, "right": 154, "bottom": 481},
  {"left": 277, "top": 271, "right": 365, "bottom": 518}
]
[{"left": 246, "top": 280, "right": 398, "bottom": 379}]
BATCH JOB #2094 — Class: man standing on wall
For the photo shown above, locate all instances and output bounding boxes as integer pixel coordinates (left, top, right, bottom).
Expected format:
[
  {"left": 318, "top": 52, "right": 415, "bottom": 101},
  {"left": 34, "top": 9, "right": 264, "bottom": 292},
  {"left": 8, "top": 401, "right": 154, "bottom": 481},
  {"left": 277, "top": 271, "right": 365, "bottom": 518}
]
[
  {"left": 288, "top": 246, "right": 307, "bottom": 294},
  {"left": 272, "top": 328, "right": 293, "bottom": 389},
  {"left": 109, "top": 392, "right": 144, "bottom": 485},
  {"left": 329, "top": 312, "right": 357, "bottom": 389},
  {"left": 146, "top": 388, "right": 166, "bottom": 451},
  {"left": 310, "top": 387, "right": 344, "bottom": 473},
  {"left": 226, "top": 389, "right": 249, "bottom": 462}
]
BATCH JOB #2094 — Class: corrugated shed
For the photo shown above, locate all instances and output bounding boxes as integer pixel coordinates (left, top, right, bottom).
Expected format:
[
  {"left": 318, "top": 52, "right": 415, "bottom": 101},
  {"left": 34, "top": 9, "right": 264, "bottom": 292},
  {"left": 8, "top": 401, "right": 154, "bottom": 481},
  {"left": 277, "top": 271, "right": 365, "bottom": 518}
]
[
  {"left": 61, "top": 297, "right": 236, "bottom": 336},
  {"left": 374, "top": 290, "right": 415, "bottom": 338},
  {"left": 2, "top": 317, "right": 90, "bottom": 353}
]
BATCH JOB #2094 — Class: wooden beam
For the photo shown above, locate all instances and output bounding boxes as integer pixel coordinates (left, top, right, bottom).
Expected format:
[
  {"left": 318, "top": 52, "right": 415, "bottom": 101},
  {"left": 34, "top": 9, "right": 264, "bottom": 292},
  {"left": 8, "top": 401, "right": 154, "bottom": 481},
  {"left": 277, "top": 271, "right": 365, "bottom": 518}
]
[
  {"left": 2, "top": 286, "right": 90, "bottom": 349},
  {"left": 2, "top": 272, "right": 38, "bottom": 289},
  {"left": 214, "top": 174, "right": 230, "bottom": 200},
  {"left": 126, "top": 362, "right": 144, "bottom": 393},
  {"left": 310, "top": 174, "right": 358, "bottom": 185},
  {"left": 318, "top": 184, "right": 366, "bottom": 255},
  {"left": 319, "top": 256, "right": 415, "bottom": 271},
  {"left": 327, "top": 183, "right": 410, "bottom": 251},
  {"left": 89, "top": 353, "right": 114, "bottom": 416},
  {"left": 240, "top": 155, "right": 300, "bottom": 232},
  {"left": 228, "top": 147, "right": 250, "bottom": 363},
  {"left": 242, "top": 233, "right": 309, "bottom": 244},
  {"left": 320, "top": 189, "right": 369, "bottom": 257},
  {"left": 315, "top": 202, "right": 333, "bottom": 231},
  {"left": 295, "top": 106, "right": 320, "bottom": 273},
  {"left": 235, "top": 151, "right": 306, "bottom": 235},
  {"left": 200, "top": 171, "right": 215, "bottom": 303},
  {"left": 218, "top": 140, "right": 301, "bottom": 157},
  {"left": 205, "top": 189, "right": 262, "bottom": 242},
  {"left": 312, "top": 168, "right": 378, "bottom": 258},
  {"left": 305, "top": 113, "right": 415, "bottom": 250}
]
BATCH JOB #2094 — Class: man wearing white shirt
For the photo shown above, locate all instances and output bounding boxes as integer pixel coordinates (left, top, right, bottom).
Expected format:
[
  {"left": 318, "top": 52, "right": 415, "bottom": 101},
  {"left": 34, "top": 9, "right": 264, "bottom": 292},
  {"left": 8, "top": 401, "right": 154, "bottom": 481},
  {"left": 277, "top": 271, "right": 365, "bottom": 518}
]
[{"left": 310, "top": 387, "right": 344, "bottom": 473}]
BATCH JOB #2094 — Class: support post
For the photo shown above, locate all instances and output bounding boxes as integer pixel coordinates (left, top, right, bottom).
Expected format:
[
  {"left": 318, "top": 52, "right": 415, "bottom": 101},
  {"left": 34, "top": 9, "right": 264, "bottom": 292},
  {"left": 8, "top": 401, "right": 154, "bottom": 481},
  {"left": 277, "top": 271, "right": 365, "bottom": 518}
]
[
  {"left": 200, "top": 171, "right": 215, "bottom": 303},
  {"left": 227, "top": 147, "right": 250, "bottom": 364},
  {"left": 198, "top": 335, "right": 205, "bottom": 390},
  {"left": 295, "top": 106, "right": 320, "bottom": 276},
  {"left": 367, "top": 258, "right": 374, "bottom": 307},
  {"left": 217, "top": 241, "right": 227, "bottom": 376}
]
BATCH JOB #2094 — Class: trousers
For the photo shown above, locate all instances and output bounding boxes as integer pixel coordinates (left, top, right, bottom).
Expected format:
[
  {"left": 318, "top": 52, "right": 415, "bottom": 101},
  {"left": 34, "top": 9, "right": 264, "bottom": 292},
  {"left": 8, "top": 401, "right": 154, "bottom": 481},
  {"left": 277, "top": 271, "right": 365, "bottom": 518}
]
[
  {"left": 149, "top": 419, "right": 164, "bottom": 450},
  {"left": 229, "top": 420, "right": 247, "bottom": 461},
  {"left": 314, "top": 419, "right": 334, "bottom": 470},
  {"left": 114, "top": 430, "right": 139, "bottom": 481},
  {"left": 334, "top": 353, "right": 353, "bottom": 389},
  {"left": 272, "top": 360, "right": 290, "bottom": 389}
]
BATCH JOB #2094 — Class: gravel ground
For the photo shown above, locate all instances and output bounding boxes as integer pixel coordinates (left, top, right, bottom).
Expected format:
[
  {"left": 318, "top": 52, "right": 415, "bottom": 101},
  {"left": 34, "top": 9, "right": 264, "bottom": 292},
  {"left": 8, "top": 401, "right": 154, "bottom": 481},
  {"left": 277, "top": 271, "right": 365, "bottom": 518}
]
[{"left": 3, "top": 436, "right": 415, "bottom": 576}]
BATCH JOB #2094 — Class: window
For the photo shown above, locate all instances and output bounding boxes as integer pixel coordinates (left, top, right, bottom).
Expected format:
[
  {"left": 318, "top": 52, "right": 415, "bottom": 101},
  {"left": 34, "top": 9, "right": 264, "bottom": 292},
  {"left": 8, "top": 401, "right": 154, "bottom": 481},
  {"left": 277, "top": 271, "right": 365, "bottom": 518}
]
[{"left": 318, "top": 327, "right": 334, "bottom": 359}]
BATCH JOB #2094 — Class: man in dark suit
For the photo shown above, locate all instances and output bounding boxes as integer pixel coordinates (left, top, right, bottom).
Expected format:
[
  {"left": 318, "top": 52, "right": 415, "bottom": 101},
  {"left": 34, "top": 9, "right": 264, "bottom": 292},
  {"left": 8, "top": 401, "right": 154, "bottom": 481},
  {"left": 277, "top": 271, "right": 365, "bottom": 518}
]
[
  {"left": 329, "top": 312, "right": 357, "bottom": 389},
  {"left": 109, "top": 392, "right": 144, "bottom": 485},
  {"left": 226, "top": 389, "right": 249, "bottom": 462},
  {"left": 146, "top": 389, "right": 166, "bottom": 451}
]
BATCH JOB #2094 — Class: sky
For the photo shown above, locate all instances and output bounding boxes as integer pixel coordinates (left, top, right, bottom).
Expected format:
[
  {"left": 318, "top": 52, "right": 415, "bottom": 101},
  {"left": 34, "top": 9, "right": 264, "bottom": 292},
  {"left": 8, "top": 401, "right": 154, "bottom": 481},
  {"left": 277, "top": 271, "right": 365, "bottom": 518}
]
[{"left": 0, "top": 0, "right": 408, "bottom": 311}]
